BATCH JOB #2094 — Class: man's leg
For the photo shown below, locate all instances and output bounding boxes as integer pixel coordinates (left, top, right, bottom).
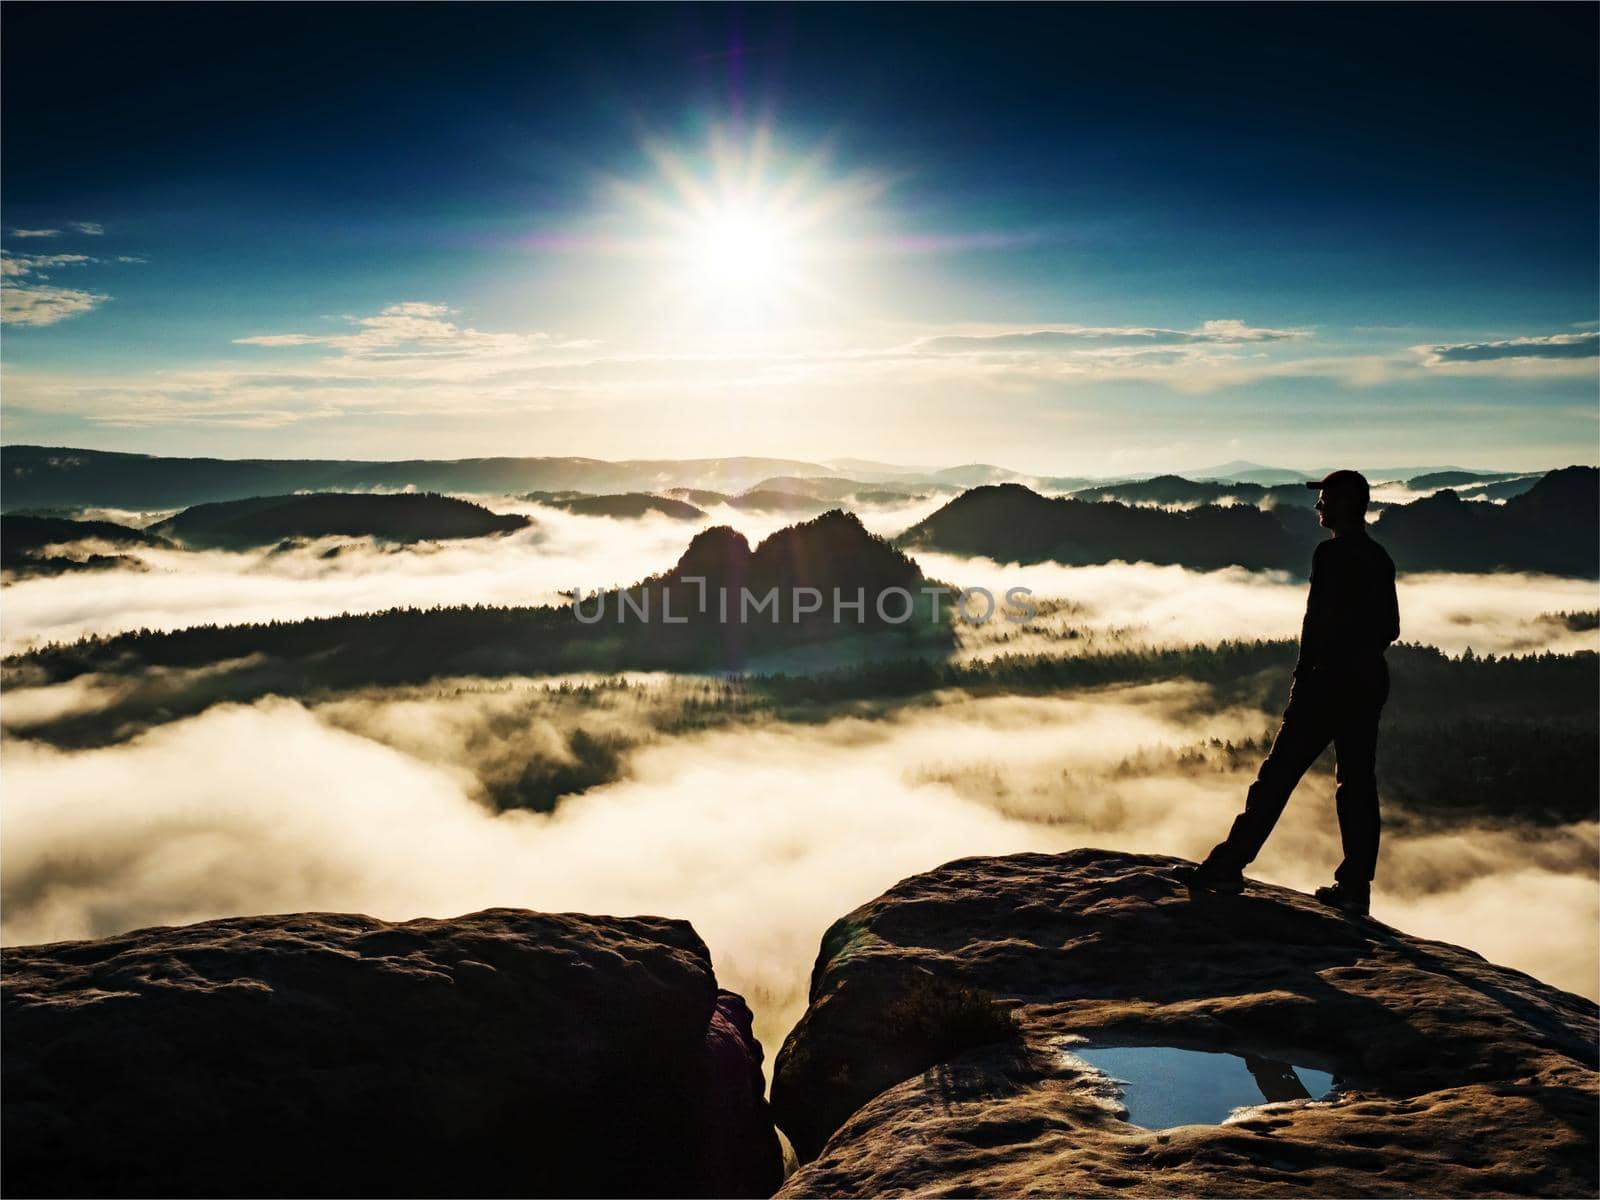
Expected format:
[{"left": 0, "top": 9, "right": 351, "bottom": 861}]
[
  {"left": 1331, "top": 693, "right": 1385, "bottom": 887},
  {"left": 1203, "top": 687, "right": 1334, "bottom": 876}
]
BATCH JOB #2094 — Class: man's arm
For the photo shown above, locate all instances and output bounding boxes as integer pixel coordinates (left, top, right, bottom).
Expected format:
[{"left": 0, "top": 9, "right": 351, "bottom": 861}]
[
  {"left": 1293, "top": 542, "right": 1325, "bottom": 677},
  {"left": 1375, "top": 549, "right": 1400, "bottom": 650}
]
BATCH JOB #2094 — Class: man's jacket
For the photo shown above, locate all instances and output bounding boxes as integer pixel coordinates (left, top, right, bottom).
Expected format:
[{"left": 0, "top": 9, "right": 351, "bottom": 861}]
[{"left": 1293, "top": 531, "right": 1400, "bottom": 681}]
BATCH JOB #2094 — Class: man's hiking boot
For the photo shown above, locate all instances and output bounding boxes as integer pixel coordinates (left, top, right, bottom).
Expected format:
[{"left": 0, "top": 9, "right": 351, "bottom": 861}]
[
  {"left": 1314, "top": 882, "right": 1370, "bottom": 917},
  {"left": 1173, "top": 862, "right": 1245, "bottom": 895}
]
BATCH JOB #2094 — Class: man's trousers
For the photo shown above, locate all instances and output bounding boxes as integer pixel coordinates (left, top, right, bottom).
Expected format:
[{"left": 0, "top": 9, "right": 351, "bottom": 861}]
[{"left": 1203, "top": 663, "right": 1389, "bottom": 885}]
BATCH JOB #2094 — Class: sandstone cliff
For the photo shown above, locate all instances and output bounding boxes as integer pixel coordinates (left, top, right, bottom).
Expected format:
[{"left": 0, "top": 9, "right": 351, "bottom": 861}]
[
  {"left": 3, "top": 909, "right": 783, "bottom": 1198},
  {"left": 772, "top": 850, "right": 1598, "bottom": 1197}
]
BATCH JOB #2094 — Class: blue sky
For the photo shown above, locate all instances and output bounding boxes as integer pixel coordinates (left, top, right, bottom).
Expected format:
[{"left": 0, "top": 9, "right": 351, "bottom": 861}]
[{"left": 2, "top": 4, "right": 1595, "bottom": 473}]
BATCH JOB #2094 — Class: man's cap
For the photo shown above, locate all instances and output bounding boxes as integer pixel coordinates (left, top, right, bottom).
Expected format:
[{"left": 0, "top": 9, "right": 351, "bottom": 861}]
[{"left": 1304, "top": 469, "right": 1370, "bottom": 500}]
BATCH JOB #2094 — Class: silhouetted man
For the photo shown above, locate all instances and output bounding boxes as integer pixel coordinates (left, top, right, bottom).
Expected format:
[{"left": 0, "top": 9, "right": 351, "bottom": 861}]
[{"left": 1177, "top": 469, "right": 1399, "bottom": 916}]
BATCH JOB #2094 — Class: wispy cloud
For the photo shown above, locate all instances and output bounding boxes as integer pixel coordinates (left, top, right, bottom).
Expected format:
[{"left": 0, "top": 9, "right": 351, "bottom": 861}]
[
  {"left": 0, "top": 224, "right": 138, "bottom": 325},
  {"left": 0, "top": 252, "right": 94, "bottom": 279},
  {"left": 235, "top": 301, "right": 553, "bottom": 360},
  {"left": 913, "top": 319, "right": 1310, "bottom": 354},
  {"left": 1408, "top": 330, "right": 1600, "bottom": 380},
  {"left": 1418, "top": 330, "right": 1599, "bottom": 366},
  {"left": 1, "top": 284, "right": 111, "bottom": 326},
  {"left": 7, "top": 296, "right": 1595, "bottom": 437}
]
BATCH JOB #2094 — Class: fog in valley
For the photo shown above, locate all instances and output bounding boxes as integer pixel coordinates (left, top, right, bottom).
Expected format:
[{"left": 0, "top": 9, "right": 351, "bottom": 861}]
[{"left": 4, "top": 678, "right": 1593, "bottom": 1054}]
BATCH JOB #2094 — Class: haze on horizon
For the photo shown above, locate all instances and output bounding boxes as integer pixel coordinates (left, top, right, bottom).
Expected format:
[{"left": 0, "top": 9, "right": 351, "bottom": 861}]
[{"left": 1, "top": 6, "right": 1595, "bottom": 475}]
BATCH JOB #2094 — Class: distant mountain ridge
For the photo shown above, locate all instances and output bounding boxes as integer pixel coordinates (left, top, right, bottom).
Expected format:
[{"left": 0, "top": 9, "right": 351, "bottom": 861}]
[
  {"left": 1186, "top": 460, "right": 1510, "bottom": 486},
  {"left": 745, "top": 476, "right": 934, "bottom": 502},
  {"left": 3, "top": 444, "right": 1577, "bottom": 514},
  {"left": 1070, "top": 474, "right": 1318, "bottom": 510},
  {"left": 1, "top": 446, "right": 846, "bottom": 511}
]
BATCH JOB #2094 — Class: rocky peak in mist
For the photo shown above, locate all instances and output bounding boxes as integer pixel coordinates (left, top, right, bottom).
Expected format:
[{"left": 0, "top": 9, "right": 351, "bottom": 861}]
[
  {"left": 614, "top": 509, "right": 947, "bottom": 665},
  {"left": 668, "top": 524, "right": 755, "bottom": 586},
  {"left": 772, "top": 849, "right": 1599, "bottom": 1197},
  {"left": 749, "top": 509, "right": 926, "bottom": 595},
  {"left": 663, "top": 509, "right": 926, "bottom": 605}
]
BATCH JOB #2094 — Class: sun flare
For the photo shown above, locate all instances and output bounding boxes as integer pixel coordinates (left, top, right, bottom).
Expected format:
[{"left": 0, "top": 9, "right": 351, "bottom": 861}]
[{"left": 607, "top": 125, "right": 886, "bottom": 333}]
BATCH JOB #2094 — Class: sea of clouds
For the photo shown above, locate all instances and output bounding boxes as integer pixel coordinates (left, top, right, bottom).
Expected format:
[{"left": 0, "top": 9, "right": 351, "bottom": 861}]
[{"left": 2, "top": 501, "right": 1595, "bottom": 1057}]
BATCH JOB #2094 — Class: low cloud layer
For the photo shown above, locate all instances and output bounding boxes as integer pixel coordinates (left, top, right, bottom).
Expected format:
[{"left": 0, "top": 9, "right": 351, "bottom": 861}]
[
  {"left": 4, "top": 683, "right": 1594, "bottom": 1057},
  {"left": 924, "top": 554, "right": 1600, "bottom": 660}
]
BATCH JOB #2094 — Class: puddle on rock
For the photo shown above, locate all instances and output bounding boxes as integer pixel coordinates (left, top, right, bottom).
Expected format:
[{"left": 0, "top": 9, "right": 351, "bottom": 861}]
[{"left": 1068, "top": 1045, "right": 1337, "bottom": 1130}]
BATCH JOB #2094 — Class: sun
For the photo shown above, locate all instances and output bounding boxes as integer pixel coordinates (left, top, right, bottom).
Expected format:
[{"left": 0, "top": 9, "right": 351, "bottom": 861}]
[{"left": 682, "top": 205, "right": 796, "bottom": 295}]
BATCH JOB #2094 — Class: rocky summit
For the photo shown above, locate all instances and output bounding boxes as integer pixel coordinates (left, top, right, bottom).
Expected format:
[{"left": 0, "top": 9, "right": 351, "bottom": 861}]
[
  {"left": 2, "top": 909, "right": 782, "bottom": 1199},
  {"left": 771, "top": 849, "right": 1598, "bottom": 1198}
]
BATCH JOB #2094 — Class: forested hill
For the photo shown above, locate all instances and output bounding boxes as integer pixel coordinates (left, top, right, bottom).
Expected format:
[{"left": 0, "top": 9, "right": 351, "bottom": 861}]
[
  {"left": 0, "top": 514, "right": 173, "bottom": 577},
  {"left": 1, "top": 513, "right": 169, "bottom": 556},
  {"left": 530, "top": 492, "right": 706, "bottom": 520},
  {"left": 1374, "top": 465, "right": 1599, "bottom": 576},
  {"left": 897, "top": 483, "right": 1307, "bottom": 571},
  {"left": 150, "top": 493, "right": 530, "bottom": 549},
  {"left": 899, "top": 466, "right": 1599, "bottom": 576}
]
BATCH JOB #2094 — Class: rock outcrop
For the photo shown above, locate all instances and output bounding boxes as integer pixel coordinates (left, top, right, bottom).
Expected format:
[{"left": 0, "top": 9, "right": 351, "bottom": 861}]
[
  {"left": 3, "top": 909, "right": 783, "bottom": 1199},
  {"left": 772, "top": 850, "right": 1598, "bottom": 1197}
]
